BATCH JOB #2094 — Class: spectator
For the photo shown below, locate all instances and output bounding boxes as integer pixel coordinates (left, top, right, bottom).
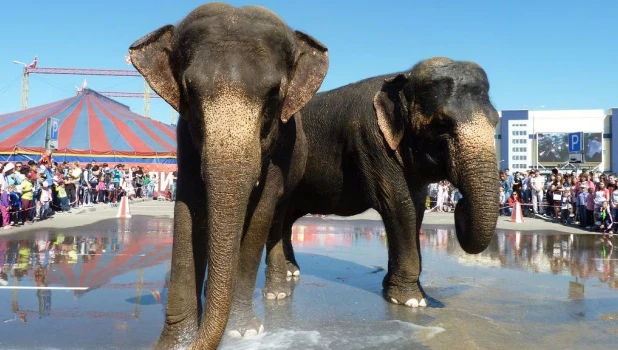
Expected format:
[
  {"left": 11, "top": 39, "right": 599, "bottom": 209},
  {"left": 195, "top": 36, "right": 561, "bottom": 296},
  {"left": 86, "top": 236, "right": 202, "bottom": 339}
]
[
  {"left": 54, "top": 178, "right": 71, "bottom": 214},
  {"left": 577, "top": 185, "right": 588, "bottom": 228},
  {"left": 597, "top": 200, "right": 614, "bottom": 233},
  {"left": 610, "top": 184, "right": 618, "bottom": 221},
  {"left": 586, "top": 187, "right": 596, "bottom": 229},
  {"left": 512, "top": 172, "right": 522, "bottom": 198},
  {"left": 531, "top": 170, "right": 544, "bottom": 215},
  {"left": 39, "top": 182, "right": 52, "bottom": 220},
  {"left": 20, "top": 173, "right": 34, "bottom": 225},
  {"left": 595, "top": 181, "right": 609, "bottom": 209},
  {"left": 507, "top": 191, "right": 520, "bottom": 216},
  {"left": 171, "top": 170, "right": 178, "bottom": 201},
  {"left": 499, "top": 187, "right": 506, "bottom": 216},
  {"left": 149, "top": 174, "right": 158, "bottom": 198}
]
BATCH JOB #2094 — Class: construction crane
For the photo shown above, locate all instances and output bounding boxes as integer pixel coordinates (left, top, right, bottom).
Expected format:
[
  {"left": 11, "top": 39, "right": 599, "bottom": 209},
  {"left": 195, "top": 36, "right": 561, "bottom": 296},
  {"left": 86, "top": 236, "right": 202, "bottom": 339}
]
[{"left": 17, "top": 64, "right": 166, "bottom": 118}]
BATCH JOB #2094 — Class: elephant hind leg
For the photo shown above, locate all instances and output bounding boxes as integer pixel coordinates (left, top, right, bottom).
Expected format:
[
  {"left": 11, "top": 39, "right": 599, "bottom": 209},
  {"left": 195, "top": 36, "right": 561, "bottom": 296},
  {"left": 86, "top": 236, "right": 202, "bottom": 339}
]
[{"left": 264, "top": 203, "right": 301, "bottom": 300}]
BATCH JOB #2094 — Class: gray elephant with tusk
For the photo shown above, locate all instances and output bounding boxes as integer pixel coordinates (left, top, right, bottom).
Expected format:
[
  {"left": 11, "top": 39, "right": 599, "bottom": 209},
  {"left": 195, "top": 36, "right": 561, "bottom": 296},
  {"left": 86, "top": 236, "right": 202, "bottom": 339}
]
[
  {"left": 264, "top": 57, "right": 500, "bottom": 308},
  {"left": 129, "top": 3, "right": 328, "bottom": 349}
]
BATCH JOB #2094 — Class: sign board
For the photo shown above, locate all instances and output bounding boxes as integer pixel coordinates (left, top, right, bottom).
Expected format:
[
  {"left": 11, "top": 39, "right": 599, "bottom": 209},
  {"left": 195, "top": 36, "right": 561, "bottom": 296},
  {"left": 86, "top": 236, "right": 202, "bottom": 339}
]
[
  {"left": 47, "top": 118, "right": 59, "bottom": 150},
  {"left": 568, "top": 132, "right": 583, "bottom": 153},
  {"left": 568, "top": 153, "right": 582, "bottom": 163}
]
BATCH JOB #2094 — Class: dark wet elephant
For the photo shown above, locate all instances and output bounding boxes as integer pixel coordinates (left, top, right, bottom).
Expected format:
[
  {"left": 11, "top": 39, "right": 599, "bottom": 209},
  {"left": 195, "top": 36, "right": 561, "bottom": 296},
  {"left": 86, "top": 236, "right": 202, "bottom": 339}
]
[
  {"left": 129, "top": 3, "right": 328, "bottom": 349},
  {"left": 264, "top": 57, "right": 499, "bottom": 308}
]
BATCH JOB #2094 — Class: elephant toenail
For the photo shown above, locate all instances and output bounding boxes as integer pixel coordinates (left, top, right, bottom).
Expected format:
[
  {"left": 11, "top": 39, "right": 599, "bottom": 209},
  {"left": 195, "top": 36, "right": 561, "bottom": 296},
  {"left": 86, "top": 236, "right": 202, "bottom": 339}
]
[
  {"left": 277, "top": 292, "right": 287, "bottom": 299},
  {"left": 258, "top": 324, "right": 265, "bottom": 334},
  {"left": 293, "top": 270, "right": 300, "bottom": 276},
  {"left": 244, "top": 329, "right": 258, "bottom": 337},
  {"left": 265, "top": 293, "right": 276, "bottom": 300},
  {"left": 390, "top": 298, "right": 398, "bottom": 304},
  {"left": 419, "top": 299, "right": 427, "bottom": 307},
  {"left": 405, "top": 298, "right": 419, "bottom": 307},
  {"left": 228, "top": 330, "right": 242, "bottom": 338},
  {"left": 287, "top": 270, "right": 293, "bottom": 276},
  {"left": 286, "top": 276, "right": 292, "bottom": 282}
]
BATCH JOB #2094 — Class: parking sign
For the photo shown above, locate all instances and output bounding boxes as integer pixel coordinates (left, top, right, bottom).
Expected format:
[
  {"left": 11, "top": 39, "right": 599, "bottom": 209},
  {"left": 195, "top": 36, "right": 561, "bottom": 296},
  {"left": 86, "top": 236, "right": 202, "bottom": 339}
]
[
  {"left": 568, "top": 132, "right": 582, "bottom": 153},
  {"left": 48, "top": 118, "right": 59, "bottom": 149}
]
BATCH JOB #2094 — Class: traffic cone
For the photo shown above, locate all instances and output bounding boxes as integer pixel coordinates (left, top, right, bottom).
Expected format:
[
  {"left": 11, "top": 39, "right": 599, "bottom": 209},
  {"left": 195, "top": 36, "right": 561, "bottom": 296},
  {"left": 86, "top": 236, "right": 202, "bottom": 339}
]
[
  {"left": 116, "top": 196, "right": 132, "bottom": 218},
  {"left": 511, "top": 202, "right": 524, "bottom": 223}
]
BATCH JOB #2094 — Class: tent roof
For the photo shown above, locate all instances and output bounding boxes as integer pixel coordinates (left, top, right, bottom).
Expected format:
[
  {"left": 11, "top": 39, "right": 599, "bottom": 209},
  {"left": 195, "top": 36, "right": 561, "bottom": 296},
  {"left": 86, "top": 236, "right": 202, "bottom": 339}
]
[{"left": 0, "top": 89, "right": 176, "bottom": 157}]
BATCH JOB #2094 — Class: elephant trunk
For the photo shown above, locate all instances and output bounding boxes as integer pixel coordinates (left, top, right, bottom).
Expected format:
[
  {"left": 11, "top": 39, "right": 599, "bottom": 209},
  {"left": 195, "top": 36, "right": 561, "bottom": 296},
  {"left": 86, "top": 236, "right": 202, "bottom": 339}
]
[
  {"left": 450, "top": 114, "right": 499, "bottom": 254},
  {"left": 193, "top": 97, "right": 262, "bottom": 349}
]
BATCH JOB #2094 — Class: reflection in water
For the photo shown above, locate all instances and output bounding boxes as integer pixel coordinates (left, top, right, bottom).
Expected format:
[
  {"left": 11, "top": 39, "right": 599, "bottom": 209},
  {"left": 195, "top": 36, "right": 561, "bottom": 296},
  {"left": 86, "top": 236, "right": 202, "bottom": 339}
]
[
  {"left": 0, "top": 217, "right": 617, "bottom": 348},
  {"left": 292, "top": 218, "right": 618, "bottom": 291},
  {"left": 292, "top": 220, "right": 387, "bottom": 248},
  {"left": 0, "top": 219, "right": 172, "bottom": 322}
]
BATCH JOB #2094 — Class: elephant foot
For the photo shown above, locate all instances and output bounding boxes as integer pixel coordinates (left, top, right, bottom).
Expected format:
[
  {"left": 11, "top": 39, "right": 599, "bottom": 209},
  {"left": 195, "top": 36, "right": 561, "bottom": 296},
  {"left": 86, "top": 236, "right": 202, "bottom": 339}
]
[
  {"left": 286, "top": 261, "right": 300, "bottom": 278},
  {"left": 227, "top": 314, "right": 264, "bottom": 338},
  {"left": 263, "top": 279, "right": 292, "bottom": 300},
  {"left": 383, "top": 277, "right": 427, "bottom": 308},
  {"left": 155, "top": 315, "right": 198, "bottom": 349},
  {"left": 155, "top": 327, "right": 195, "bottom": 350}
]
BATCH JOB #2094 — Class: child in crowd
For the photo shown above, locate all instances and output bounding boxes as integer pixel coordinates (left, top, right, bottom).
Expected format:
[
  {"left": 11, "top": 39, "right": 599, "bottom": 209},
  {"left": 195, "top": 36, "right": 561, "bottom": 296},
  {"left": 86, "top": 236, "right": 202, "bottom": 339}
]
[
  {"left": 499, "top": 187, "right": 506, "bottom": 216},
  {"left": 54, "top": 180, "right": 71, "bottom": 213},
  {"left": 97, "top": 176, "right": 106, "bottom": 203},
  {"left": 39, "top": 181, "right": 52, "bottom": 220},
  {"left": 597, "top": 200, "right": 614, "bottom": 233},
  {"left": 578, "top": 185, "right": 588, "bottom": 228},
  {"left": 561, "top": 183, "right": 572, "bottom": 225},
  {"left": 8, "top": 185, "right": 21, "bottom": 225}
]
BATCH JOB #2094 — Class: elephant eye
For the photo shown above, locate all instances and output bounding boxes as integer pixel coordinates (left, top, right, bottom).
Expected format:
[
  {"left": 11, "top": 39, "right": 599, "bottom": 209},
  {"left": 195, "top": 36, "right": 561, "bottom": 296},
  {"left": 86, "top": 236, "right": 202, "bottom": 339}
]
[
  {"left": 433, "top": 117, "right": 454, "bottom": 138},
  {"left": 265, "top": 83, "right": 282, "bottom": 102}
]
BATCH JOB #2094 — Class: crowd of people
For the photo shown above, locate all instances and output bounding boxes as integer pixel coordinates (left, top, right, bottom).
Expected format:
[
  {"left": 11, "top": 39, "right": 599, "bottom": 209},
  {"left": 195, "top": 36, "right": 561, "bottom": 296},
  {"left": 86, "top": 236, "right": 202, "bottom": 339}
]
[
  {"left": 499, "top": 167, "right": 618, "bottom": 235},
  {"left": 427, "top": 181, "right": 462, "bottom": 212},
  {"left": 0, "top": 150, "right": 177, "bottom": 230}
]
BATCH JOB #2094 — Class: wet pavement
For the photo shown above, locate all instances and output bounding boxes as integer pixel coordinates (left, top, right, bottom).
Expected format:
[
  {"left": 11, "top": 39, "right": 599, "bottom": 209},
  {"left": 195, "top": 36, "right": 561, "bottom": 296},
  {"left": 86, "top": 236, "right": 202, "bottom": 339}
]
[{"left": 0, "top": 216, "right": 617, "bottom": 349}]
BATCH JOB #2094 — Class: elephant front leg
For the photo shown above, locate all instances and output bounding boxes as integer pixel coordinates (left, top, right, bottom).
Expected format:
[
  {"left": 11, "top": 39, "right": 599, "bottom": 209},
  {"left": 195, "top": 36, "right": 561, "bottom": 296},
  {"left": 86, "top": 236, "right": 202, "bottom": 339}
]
[
  {"left": 379, "top": 185, "right": 427, "bottom": 308},
  {"left": 228, "top": 171, "right": 283, "bottom": 337},
  {"left": 156, "top": 200, "right": 207, "bottom": 349}
]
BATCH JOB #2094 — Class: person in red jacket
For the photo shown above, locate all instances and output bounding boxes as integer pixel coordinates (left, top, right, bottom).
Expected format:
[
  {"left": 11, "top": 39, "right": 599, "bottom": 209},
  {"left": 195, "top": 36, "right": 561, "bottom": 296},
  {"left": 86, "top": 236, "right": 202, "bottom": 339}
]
[{"left": 507, "top": 191, "right": 520, "bottom": 215}]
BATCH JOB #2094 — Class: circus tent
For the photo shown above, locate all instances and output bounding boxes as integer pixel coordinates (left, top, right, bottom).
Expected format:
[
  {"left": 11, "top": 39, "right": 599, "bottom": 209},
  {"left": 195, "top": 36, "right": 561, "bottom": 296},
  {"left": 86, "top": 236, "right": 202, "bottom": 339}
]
[{"left": 0, "top": 89, "right": 177, "bottom": 170}]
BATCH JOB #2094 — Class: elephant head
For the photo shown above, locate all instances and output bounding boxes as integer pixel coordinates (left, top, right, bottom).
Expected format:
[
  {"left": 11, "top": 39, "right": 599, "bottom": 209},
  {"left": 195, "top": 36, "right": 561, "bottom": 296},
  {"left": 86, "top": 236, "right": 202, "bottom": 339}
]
[
  {"left": 374, "top": 57, "right": 499, "bottom": 254},
  {"left": 129, "top": 3, "right": 328, "bottom": 348}
]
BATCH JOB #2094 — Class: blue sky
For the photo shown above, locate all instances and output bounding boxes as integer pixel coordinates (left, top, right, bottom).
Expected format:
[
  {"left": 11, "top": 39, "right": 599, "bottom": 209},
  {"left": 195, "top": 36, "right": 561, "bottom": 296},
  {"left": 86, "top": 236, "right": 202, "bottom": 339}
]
[{"left": 1, "top": 1, "right": 616, "bottom": 123}]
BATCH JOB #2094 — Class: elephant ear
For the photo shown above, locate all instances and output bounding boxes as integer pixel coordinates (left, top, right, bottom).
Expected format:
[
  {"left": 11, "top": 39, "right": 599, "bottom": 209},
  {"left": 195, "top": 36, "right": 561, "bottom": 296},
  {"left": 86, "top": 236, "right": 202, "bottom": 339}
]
[
  {"left": 374, "top": 74, "right": 408, "bottom": 151},
  {"left": 129, "top": 25, "right": 180, "bottom": 112},
  {"left": 280, "top": 31, "right": 329, "bottom": 123}
]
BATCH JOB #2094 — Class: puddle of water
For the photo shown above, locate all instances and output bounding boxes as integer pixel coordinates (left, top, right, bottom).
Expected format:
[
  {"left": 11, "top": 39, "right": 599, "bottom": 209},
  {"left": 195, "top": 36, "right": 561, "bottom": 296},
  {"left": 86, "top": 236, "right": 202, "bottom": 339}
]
[{"left": 0, "top": 217, "right": 617, "bottom": 349}]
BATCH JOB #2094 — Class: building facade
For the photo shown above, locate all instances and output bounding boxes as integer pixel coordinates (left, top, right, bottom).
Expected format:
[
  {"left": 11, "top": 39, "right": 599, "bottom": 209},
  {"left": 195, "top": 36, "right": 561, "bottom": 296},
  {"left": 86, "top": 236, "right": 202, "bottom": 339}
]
[{"left": 496, "top": 108, "right": 618, "bottom": 174}]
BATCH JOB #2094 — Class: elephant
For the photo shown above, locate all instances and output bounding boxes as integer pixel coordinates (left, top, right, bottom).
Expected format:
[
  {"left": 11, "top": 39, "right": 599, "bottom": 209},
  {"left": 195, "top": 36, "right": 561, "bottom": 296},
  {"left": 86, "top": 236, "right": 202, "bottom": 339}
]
[
  {"left": 264, "top": 57, "right": 499, "bottom": 308},
  {"left": 129, "top": 3, "right": 328, "bottom": 349}
]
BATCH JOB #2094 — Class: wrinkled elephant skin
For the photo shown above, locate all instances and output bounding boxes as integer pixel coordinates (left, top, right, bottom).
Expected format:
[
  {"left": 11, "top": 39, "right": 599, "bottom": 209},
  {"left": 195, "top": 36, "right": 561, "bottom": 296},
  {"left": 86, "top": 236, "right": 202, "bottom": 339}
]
[
  {"left": 129, "top": 3, "right": 328, "bottom": 349},
  {"left": 266, "top": 57, "right": 499, "bottom": 309}
]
